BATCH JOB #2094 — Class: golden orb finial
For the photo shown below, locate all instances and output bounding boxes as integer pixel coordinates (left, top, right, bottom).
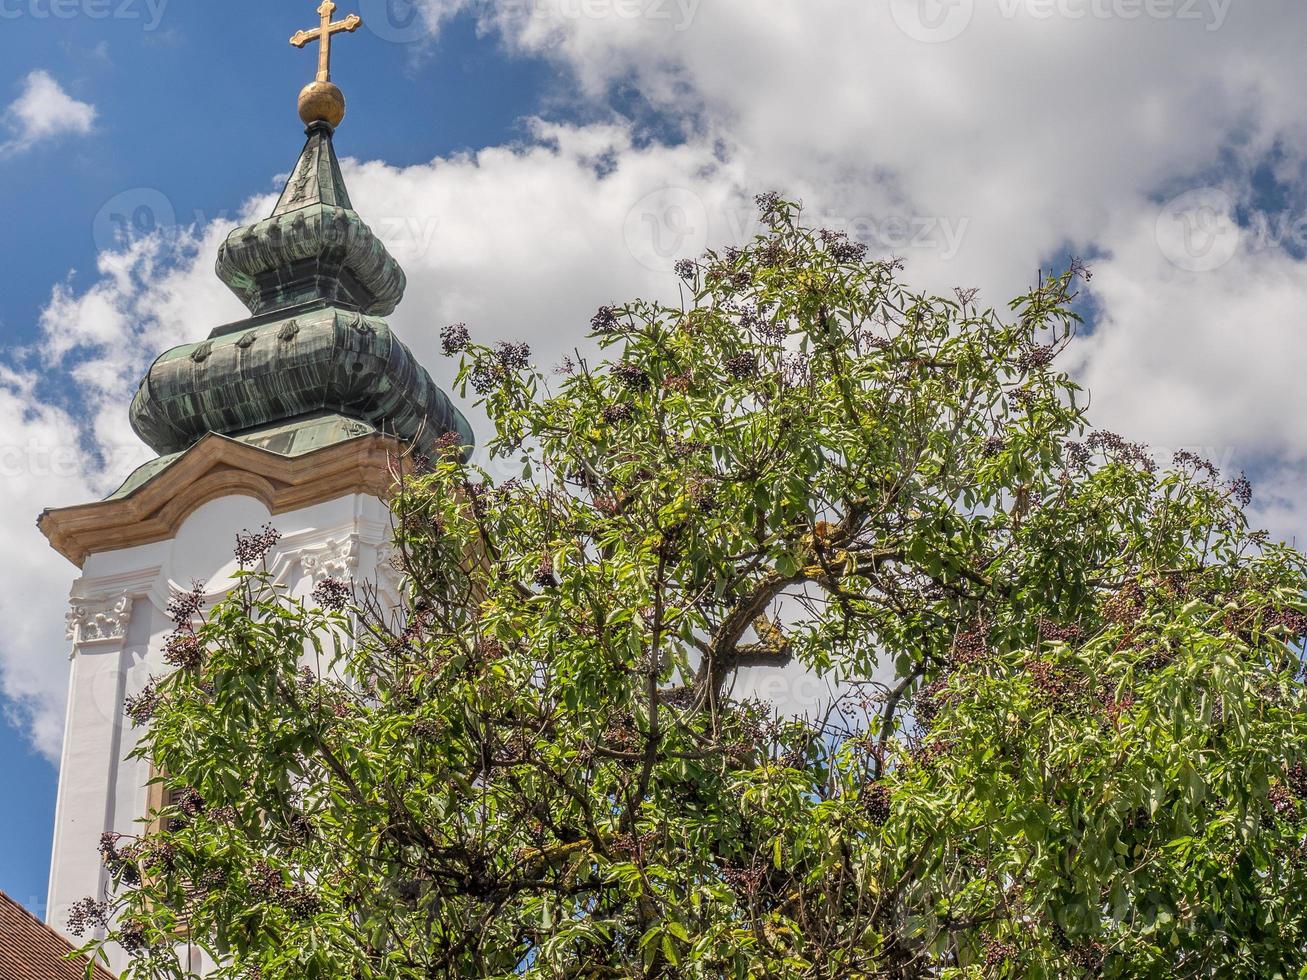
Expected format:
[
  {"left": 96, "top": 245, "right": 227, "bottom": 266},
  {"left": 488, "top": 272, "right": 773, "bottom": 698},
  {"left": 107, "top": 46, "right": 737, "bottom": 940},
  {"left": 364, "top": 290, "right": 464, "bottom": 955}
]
[
  {"left": 298, "top": 80, "right": 347, "bottom": 127},
  {"left": 290, "top": 2, "right": 362, "bottom": 128}
]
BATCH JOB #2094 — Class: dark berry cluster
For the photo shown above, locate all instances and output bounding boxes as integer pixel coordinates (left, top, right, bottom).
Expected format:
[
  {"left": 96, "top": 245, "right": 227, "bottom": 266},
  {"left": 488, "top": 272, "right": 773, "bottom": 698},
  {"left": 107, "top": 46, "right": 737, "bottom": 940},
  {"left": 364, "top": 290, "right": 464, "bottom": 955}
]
[
  {"left": 434, "top": 431, "right": 465, "bottom": 457},
  {"left": 950, "top": 623, "right": 990, "bottom": 667},
  {"left": 66, "top": 897, "right": 110, "bottom": 936},
  {"left": 611, "top": 362, "right": 652, "bottom": 392},
  {"left": 913, "top": 678, "right": 949, "bottom": 729},
  {"left": 755, "top": 191, "right": 782, "bottom": 216},
  {"left": 533, "top": 558, "right": 558, "bottom": 589},
  {"left": 721, "top": 864, "right": 765, "bottom": 894},
  {"left": 688, "top": 479, "right": 718, "bottom": 514},
  {"left": 674, "top": 258, "right": 697, "bottom": 280},
  {"left": 982, "top": 435, "right": 1006, "bottom": 458},
  {"left": 118, "top": 920, "right": 148, "bottom": 955},
  {"left": 124, "top": 681, "right": 161, "bottom": 726},
  {"left": 861, "top": 781, "right": 891, "bottom": 826},
  {"left": 1102, "top": 582, "right": 1144, "bottom": 625},
  {"left": 724, "top": 352, "right": 758, "bottom": 380},
  {"left": 440, "top": 322, "right": 470, "bottom": 356},
  {"left": 1173, "top": 449, "right": 1218, "bottom": 477},
  {"left": 166, "top": 582, "right": 206, "bottom": 627},
  {"left": 496, "top": 342, "right": 531, "bottom": 371},
  {"left": 1087, "top": 431, "right": 1157, "bottom": 473},
  {"left": 311, "top": 577, "right": 352, "bottom": 612},
  {"left": 469, "top": 342, "right": 531, "bottom": 394},
  {"left": 1038, "top": 618, "right": 1083, "bottom": 645},
  {"left": 1016, "top": 344, "right": 1056, "bottom": 370},
  {"left": 818, "top": 228, "right": 869, "bottom": 264},
  {"left": 99, "top": 833, "right": 141, "bottom": 886},
  {"left": 164, "top": 631, "right": 204, "bottom": 672},
  {"left": 234, "top": 523, "right": 282, "bottom": 567},
  {"left": 1289, "top": 763, "right": 1307, "bottom": 799},
  {"left": 209, "top": 805, "right": 238, "bottom": 825},
  {"left": 984, "top": 938, "right": 1017, "bottom": 967},
  {"left": 664, "top": 373, "right": 691, "bottom": 393},
  {"left": 591, "top": 305, "right": 621, "bottom": 333},
  {"left": 177, "top": 787, "right": 206, "bottom": 818},
  {"left": 412, "top": 717, "right": 444, "bottom": 740},
  {"left": 1230, "top": 473, "right": 1254, "bottom": 508},
  {"left": 758, "top": 239, "right": 787, "bottom": 268},
  {"left": 1098, "top": 690, "right": 1136, "bottom": 725},
  {"left": 1269, "top": 784, "right": 1298, "bottom": 819},
  {"left": 602, "top": 402, "right": 635, "bottom": 425},
  {"left": 1026, "top": 659, "right": 1085, "bottom": 715},
  {"left": 1062, "top": 440, "right": 1091, "bottom": 471}
]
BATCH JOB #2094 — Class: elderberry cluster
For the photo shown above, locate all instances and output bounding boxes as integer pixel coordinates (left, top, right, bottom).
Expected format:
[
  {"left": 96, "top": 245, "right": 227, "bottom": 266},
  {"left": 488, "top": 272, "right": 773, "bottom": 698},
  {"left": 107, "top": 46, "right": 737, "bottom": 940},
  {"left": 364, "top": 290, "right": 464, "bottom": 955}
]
[
  {"left": 234, "top": 523, "right": 281, "bottom": 567},
  {"left": 602, "top": 402, "right": 635, "bottom": 425},
  {"left": 611, "top": 362, "right": 652, "bottom": 392},
  {"left": 724, "top": 352, "right": 758, "bottom": 380},
  {"left": 66, "top": 897, "right": 110, "bottom": 936},
  {"left": 720, "top": 864, "right": 765, "bottom": 894},
  {"left": 861, "top": 781, "right": 892, "bottom": 826},
  {"left": 440, "top": 322, "right": 470, "bottom": 356},
  {"left": 166, "top": 582, "right": 206, "bottom": 626},
  {"left": 674, "top": 258, "right": 697, "bottom": 280},
  {"left": 124, "top": 681, "right": 161, "bottom": 726},
  {"left": 983, "top": 938, "right": 1018, "bottom": 967},
  {"left": 818, "top": 228, "right": 869, "bottom": 264},
  {"left": 1087, "top": 430, "right": 1157, "bottom": 473},
  {"left": 164, "top": 631, "right": 204, "bottom": 672},
  {"left": 591, "top": 305, "right": 621, "bottom": 334},
  {"left": 99, "top": 833, "right": 141, "bottom": 886},
  {"left": 311, "top": 577, "right": 352, "bottom": 612},
  {"left": 533, "top": 558, "right": 558, "bottom": 589},
  {"left": 1230, "top": 473, "right": 1254, "bottom": 508},
  {"left": 1173, "top": 449, "right": 1219, "bottom": 478},
  {"left": 1016, "top": 343, "right": 1056, "bottom": 371}
]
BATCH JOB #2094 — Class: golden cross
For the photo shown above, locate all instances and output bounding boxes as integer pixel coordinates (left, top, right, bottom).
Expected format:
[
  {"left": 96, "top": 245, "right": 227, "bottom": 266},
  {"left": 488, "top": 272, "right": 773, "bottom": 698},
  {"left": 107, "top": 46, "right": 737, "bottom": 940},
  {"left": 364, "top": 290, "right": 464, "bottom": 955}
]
[{"left": 290, "top": 1, "right": 363, "bottom": 83}]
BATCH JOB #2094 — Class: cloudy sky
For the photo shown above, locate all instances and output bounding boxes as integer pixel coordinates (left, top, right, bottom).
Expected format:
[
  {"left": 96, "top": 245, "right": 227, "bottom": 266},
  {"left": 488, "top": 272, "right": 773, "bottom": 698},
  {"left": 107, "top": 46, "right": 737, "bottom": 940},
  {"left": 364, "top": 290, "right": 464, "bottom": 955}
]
[{"left": 2, "top": 0, "right": 1305, "bottom": 912}]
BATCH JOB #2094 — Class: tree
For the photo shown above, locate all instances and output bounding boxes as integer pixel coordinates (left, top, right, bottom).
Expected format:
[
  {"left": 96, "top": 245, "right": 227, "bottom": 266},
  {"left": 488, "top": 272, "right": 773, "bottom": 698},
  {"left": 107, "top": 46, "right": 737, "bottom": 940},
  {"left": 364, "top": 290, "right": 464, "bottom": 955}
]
[{"left": 84, "top": 196, "right": 1307, "bottom": 978}]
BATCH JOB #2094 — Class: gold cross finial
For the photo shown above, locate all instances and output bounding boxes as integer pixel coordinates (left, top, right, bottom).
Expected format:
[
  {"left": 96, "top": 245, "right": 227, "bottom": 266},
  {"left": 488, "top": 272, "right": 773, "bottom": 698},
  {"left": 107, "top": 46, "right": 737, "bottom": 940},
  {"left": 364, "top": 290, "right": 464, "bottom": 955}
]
[{"left": 291, "top": 1, "right": 363, "bottom": 83}]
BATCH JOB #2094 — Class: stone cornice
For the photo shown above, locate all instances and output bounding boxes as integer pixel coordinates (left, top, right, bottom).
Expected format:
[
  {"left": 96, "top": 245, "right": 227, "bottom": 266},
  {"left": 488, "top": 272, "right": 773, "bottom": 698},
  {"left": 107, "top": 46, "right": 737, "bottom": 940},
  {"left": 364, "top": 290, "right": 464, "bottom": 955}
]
[{"left": 39, "top": 432, "right": 404, "bottom": 569}]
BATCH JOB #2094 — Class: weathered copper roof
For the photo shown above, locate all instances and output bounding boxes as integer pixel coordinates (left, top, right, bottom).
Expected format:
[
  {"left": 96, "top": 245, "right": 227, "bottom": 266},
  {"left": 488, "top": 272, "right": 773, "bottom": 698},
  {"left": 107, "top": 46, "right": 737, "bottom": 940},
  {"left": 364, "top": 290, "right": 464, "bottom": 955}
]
[
  {"left": 130, "top": 308, "right": 470, "bottom": 459},
  {"left": 215, "top": 122, "right": 405, "bottom": 318},
  {"left": 125, "top": 120, "right": 471, "bottom": 479},
  {"left": 0, "top": 892, "right": 116, "bottom": 980}
]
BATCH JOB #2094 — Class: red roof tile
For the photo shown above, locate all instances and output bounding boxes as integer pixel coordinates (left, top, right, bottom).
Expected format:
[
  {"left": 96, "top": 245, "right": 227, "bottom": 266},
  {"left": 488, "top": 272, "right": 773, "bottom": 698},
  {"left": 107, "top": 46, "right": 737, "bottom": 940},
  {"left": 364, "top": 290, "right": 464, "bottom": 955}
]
[{"left": 0, "top": 892, "right": 116, "bottom": 980}]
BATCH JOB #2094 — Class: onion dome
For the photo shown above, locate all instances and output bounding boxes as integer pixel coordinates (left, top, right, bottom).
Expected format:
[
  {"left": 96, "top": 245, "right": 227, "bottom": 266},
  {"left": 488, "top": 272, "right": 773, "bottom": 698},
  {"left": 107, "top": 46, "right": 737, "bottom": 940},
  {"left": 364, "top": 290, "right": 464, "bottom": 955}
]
[{"left": 127, "top": 118, "right": 471, "bottom": 469}]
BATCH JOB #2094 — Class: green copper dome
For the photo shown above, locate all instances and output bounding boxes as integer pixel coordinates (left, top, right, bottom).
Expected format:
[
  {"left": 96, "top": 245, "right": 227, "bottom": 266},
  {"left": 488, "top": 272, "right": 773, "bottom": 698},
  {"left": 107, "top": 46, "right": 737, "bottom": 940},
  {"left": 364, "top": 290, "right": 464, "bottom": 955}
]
[{"left": 126, "top": 121, "right": 471, "bottom": 473}]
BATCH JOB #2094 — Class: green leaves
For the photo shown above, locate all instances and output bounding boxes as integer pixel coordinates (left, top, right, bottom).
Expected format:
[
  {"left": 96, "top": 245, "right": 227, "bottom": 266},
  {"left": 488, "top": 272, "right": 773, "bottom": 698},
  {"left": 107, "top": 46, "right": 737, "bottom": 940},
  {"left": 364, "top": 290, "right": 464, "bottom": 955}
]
[{"left": 89, "top": 202, "right": 1307, "bottom": 979}]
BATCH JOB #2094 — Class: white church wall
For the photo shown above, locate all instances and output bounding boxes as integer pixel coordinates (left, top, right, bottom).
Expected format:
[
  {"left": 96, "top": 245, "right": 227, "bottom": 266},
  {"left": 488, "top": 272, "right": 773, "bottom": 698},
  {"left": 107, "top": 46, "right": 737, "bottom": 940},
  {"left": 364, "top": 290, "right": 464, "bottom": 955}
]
[{"left": 48, "top": 488, "right": 405, "bottom": 977}]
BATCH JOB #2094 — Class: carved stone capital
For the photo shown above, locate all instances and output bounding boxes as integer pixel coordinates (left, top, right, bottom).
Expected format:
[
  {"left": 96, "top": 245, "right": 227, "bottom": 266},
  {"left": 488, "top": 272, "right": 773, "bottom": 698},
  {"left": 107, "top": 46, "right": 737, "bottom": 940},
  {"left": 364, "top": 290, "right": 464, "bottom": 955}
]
[
  {"left": 299, "top": 535, "right": 361, "bottom": 582},
  {"left": 66, "top": 594, "right": 133, "bottom": 647}
]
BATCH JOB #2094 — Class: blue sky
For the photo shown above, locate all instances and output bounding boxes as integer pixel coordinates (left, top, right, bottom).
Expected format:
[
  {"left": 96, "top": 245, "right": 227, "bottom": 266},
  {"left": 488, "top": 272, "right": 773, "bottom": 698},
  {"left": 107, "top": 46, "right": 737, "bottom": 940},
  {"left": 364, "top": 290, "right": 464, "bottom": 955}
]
[{"left": 6, "top": 0, "right": 1307, "bottom": 927}]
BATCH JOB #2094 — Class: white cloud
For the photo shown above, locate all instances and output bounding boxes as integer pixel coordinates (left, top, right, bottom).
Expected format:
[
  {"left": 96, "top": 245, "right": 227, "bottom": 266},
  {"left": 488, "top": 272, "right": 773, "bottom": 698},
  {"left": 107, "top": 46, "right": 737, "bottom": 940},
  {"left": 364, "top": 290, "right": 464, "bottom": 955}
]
[
  {"left": 1, "top": 70, "right": 96, "bottom": 156},
  {"left": 15, "top": 1, "right": 1307, "bottom": 751}
]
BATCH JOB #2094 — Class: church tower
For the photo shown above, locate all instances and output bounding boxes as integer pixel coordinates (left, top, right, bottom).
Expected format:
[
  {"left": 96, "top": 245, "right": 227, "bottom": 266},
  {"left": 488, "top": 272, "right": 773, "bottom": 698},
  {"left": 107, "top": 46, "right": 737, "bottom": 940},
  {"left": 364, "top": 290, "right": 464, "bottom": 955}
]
[{"left": 37, "top": 7, "right": 470, "bottom": 974}]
